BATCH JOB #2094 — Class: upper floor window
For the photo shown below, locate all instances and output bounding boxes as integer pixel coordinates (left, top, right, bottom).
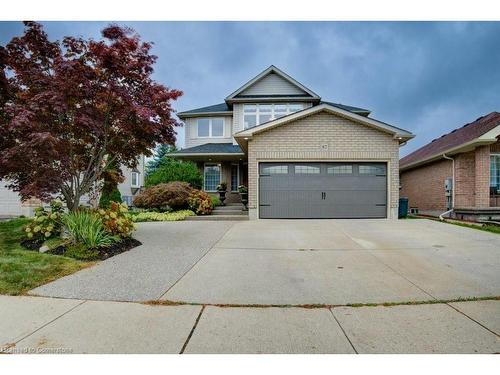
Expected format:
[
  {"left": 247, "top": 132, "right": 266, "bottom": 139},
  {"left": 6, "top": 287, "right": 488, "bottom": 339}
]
[
  {"left": 197, "top": 118, "right": 224, "bottom": 138},
  {"left": 131, "top": 171, "right": 140, "bottom": 188},
  {"left": 243, "top": 103, "right": 304, "bottom": 129}
]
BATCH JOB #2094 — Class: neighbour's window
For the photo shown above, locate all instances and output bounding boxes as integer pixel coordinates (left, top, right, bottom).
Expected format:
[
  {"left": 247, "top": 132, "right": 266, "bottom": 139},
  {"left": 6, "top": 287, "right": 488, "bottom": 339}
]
[
  {"left": 359, "top": 165, "right": 385, "bottom": 175},
  {"left": 491, "top": 154, "right": 500, "bottom": 195},
  {"left": 204, "top": 164, "right": 221, "bottom": 191},
  {"left": 243, "top": 103, "right": 305, "bottom": 129},
  {"left": 262, "top": 165, "right": 288, "bottom": 174},
  {"left": 197, "top": 118, "right": 224, "bottom": 137},
  {"left": 294, "top": 165, "right": 320, "bottom": 174},
  {"left": 231, "top": 164, "right": 239, "bottom": 192},
  {"left": 328, "top": 165, "right": 353, "bottom": 175},
  {"left": 131, "top": 172, "right": 140, "bottom": 187}
]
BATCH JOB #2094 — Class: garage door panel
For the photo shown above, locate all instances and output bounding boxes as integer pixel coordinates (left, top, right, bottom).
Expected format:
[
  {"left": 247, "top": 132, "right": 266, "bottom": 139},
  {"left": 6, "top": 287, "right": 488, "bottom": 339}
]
[{"left": 259, "top": 162, "right": 387, "bottom": 219}]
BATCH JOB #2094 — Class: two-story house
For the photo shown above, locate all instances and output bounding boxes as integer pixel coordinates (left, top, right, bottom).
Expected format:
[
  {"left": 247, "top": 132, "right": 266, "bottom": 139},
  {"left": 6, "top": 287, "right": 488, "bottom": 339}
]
[{"left": 173, "top": 66, "right": 414, "bottom": 220}]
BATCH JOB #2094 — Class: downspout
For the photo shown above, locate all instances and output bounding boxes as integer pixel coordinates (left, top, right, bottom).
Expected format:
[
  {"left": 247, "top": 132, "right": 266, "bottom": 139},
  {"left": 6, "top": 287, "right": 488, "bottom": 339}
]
[{"left": 439, "top": 154, "right": 455, "bottom": 221}]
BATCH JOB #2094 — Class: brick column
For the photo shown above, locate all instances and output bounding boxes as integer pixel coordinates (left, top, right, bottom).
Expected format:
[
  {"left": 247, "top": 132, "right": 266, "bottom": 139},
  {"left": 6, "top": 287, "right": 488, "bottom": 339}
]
[
  {"left": 475, "top": 145, "right": 490, "bottom": 208},
  {"left": 454, "top": 152, "right": 475, "bottom": 208}
]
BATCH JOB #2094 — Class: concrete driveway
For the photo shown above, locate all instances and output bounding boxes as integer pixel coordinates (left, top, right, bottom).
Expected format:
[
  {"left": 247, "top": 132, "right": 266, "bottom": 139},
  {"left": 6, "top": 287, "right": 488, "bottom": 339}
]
[
  {"left": 162, "top": 219, "right": 500, "bottom": 305},
  {"left": 32, "top": 218, "right": 500, "bottom": 305}
]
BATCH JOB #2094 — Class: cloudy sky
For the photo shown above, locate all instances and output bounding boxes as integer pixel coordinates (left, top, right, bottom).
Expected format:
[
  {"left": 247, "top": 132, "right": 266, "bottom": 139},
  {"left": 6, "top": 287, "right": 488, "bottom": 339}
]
[{"left": 1, "top": 21, "right": 499, "bottom": 156}]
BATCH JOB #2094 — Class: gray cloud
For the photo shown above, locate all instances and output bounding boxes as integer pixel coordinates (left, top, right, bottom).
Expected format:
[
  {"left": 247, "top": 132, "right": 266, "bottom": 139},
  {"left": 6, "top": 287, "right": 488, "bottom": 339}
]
[{"left": 1, "top": 21, "right": 498, "bottom": 155}]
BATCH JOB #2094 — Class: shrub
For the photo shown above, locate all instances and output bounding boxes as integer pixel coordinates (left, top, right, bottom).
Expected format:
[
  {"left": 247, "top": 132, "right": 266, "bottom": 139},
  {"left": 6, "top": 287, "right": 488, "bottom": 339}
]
[
  {"left": 188, "top": 189, "right": 213, "bottom": 215},
  {"left": 133, "top": 181, "right": 192, "bottom": 210},
  {"left": 99, "top": 187, "right": 122, "bottom": 208},
  {"left": 146, "top": 158, "right": 203, "bottom": 189},
  {"left": 210, "top": 194, "right": 221, "bottom": 208},
  {"left": 97, "top": 202, "right": 135, "bottom": 237},
  {"left": 24, "top": 200, "right": 64, "bottom": 240},
  {"left": 216, "top": 182, "right": 227, "bottom": 192},
  {"left": 129, "top": 210, "right": 195, "bottom": 222},
  {"left": 62, "top": 210, "right": 118, "bottom": 249}
]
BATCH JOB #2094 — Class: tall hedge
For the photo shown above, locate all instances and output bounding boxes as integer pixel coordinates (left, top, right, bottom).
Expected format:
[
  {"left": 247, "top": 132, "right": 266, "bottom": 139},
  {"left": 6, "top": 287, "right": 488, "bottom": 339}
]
[{"left": 146, "top": 157, "right": 203, "bottom": 189}]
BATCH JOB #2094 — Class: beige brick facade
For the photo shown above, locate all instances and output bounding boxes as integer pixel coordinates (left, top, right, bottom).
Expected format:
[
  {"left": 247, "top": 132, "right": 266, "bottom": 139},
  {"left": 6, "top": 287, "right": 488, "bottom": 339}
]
[{"left": 247, "top": 111, "right": 401, "bottom": 219}]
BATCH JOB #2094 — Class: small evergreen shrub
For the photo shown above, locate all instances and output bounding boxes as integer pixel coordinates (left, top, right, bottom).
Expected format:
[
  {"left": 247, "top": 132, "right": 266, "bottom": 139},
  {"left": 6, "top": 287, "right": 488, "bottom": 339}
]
[
  {"left": 133, "top": 181, "right": 192, "bottom": 210},
  {"left": 99, "top": 187, "right": 122, "bottom": 208},
  {"left": 188, "top": 189, "right": 213, "bottom": 215}
]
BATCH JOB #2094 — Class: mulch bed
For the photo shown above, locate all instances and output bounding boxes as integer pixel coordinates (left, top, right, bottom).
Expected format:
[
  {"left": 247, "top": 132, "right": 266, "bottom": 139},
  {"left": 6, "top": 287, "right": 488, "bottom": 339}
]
[
  {"left": 20, "top": 238, "right": 44, "bottom": 250},
  {"left": 48, "top": 237, "right": 142, "bottom": 261}
]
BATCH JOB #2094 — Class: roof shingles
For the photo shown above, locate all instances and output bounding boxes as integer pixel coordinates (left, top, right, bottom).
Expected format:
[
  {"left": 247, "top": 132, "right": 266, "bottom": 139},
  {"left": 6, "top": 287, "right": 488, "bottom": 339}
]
[
  {"left": 171, "top": 143, "right": 243, "bottom": 155},
  {"left": 400, "top": 112, "right": 500, "bottom": 168}
]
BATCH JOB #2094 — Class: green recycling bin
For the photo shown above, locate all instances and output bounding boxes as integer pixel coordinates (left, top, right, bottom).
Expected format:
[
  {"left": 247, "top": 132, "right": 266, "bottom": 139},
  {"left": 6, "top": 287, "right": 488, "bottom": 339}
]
[{"left": 398, "top": 197, "right": 409, "bottom": 218}]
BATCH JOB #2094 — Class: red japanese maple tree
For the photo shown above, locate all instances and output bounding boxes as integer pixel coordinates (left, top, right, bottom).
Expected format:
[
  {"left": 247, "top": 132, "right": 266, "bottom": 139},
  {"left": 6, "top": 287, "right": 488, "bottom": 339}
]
[{"left": 0, "top": 22, "right": 182, "bottom": 210}]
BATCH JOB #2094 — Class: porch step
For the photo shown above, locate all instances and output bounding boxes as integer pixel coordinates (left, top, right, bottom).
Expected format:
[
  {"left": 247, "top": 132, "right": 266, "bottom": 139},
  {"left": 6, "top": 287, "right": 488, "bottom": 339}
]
[{"left": 186, "top": 215, "right": 249, "bottom": 221}]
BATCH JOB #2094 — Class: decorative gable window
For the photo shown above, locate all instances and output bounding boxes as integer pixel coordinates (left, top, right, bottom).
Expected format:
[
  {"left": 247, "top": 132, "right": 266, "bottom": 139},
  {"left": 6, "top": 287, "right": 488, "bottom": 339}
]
[
  {"left": 243, "top": 103, "right": 304, "bottom": 129},
  {"left": 197, "top": 118, "right": 224, "bottom": 138}
]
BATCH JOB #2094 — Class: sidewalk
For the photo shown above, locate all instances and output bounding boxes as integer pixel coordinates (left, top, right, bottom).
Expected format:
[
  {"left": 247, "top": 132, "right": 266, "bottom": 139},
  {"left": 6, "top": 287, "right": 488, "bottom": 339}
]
[{"left": 1, "top": 295, "right": 499, "bottom": 354}]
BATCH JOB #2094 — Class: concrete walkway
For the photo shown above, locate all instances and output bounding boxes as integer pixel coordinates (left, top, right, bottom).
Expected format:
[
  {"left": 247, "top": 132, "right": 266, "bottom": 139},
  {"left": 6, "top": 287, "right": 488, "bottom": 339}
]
[{"left": 1, "top": 295, "right": 499, "bottom": 354}]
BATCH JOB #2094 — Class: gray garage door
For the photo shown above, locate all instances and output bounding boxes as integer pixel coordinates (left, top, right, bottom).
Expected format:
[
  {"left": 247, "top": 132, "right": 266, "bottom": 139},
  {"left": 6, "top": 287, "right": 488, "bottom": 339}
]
[{"left": 259, "top": 162, "right": 387, "bottom": 219}]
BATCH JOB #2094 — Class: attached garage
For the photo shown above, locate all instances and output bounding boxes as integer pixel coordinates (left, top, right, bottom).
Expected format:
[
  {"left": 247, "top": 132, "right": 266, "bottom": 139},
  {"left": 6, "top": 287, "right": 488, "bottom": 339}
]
[
  {"left": 234, "top": 103, "right": 414, "bottom": 220},
  {"left": 259, "top": 162, "right": 387, "bottom": 219}
]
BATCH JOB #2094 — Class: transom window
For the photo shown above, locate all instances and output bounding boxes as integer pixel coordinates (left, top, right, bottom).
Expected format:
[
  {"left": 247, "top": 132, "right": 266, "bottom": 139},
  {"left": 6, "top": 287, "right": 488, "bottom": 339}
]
[
  {"left": 294, "top": 165, "right": 320, "bottom": 174},
  {"left": 204, "top": 164, "right": 221, "bottom": 191},
  {"left": 197, "top": 118, "right": 224, "bottom": 138},
  {"left": 243, "top": 103, "right": 304, "bottom": 129},
  {"left": 262, "top": 165, "right": 288, "bottom": 174},
  {"left": 491, "top": 154, "right": 500, "bottom": 195},
  {"left": 328, "top": 165, "right": 353, "bottom": 175},
  {"left": 359, "top": 165, "right": 385, "bottom": 175}
]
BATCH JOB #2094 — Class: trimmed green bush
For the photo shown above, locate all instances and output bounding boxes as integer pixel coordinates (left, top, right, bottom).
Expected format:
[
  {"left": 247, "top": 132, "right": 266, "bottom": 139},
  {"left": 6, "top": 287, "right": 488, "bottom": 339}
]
[
  {"left": 133, "top": 181, "right": 192, "bottom": 210},
  {"left": 62, "top": 210, "right": 118, "bottom": 249},
  {"left": 128, "top": 210, "right": 195, "bottom": 222},
  {"left": 146, "top": 158, "right": 203, "bottom": 189},
  {"left": 210, "top": 194, "right": 221, "bottom": 207},
  {"left": 99, "top": 187, "right": 122, "bottom": 208}
]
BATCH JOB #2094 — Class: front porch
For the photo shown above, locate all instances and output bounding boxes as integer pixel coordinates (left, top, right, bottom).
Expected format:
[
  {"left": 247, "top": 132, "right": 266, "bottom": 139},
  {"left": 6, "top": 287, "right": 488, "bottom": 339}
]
[{"left": 169, "top": 143, "right": 248, "bottom": 204}]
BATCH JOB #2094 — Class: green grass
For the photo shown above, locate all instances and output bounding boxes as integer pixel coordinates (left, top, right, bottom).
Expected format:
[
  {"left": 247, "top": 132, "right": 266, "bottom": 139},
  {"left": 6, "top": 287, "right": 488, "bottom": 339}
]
[
  {"left": 0, "top": 218, "right": 92, "bottom": 295},
  {"left": 445, "top": 220, "right": 500, "bottom": 235}
]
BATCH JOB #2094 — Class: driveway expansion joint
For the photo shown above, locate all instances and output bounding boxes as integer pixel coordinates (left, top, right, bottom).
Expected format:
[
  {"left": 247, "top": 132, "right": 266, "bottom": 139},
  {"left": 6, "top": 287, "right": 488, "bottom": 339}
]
[
  {"left": 180, "top": 305, "right": 205, "bottom": 354},
  {"left": 445, "top": 302, "right": 500, "bottom": 337},
  {"left": 329, "top": 308, "right": 358, "bottom": 354}
]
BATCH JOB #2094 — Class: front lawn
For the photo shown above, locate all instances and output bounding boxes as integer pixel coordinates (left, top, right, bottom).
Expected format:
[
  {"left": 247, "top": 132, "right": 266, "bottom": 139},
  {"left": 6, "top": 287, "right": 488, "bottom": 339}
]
[{"left": 0, "top": 218, "right": 92, "bottom": 295}]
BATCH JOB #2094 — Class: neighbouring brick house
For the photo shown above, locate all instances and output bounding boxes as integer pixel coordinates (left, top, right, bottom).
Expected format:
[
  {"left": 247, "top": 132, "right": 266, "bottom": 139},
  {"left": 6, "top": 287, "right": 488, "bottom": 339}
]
[
  {"left": 400, "top": 112, "right": 500, "bottom": 221},
  {"left": 173, "top": 65, "right": 414, "bottom": 219}
]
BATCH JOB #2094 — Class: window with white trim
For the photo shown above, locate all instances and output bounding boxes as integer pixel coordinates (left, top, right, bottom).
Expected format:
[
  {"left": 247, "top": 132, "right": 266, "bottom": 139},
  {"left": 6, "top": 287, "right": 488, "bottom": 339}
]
[
  {"left": 131, "top": 172, "right": 140, "bottom": 188},
  {"left": 197, "top": 118, "right": 224, "bottom": 138},
  {"left": 204, "top": 164, "right": 221, "bottom": 192},
  {"left": 243, "top": 103, "right": 304, "bottom": 129},
  {"left": 491, "top": 154, "right": 500, "bottom": 195},
  {"left": 231, "top": 164, "right": 239, "bottom": 192}
]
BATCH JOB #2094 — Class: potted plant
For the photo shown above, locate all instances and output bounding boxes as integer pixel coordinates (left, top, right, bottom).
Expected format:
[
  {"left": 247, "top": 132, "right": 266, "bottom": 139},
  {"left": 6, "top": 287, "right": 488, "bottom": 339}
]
[
  {"left": 216, "top": 182, "right": 228, "bottom": 206},
  {"left": 238, "top": 185, "right": 248, "bottom": 210}
]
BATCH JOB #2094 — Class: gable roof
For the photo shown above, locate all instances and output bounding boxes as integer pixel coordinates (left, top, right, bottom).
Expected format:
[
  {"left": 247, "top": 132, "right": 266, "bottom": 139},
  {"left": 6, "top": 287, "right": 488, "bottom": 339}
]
[
  {"left": 400, "top": 112, "right": 500, "bottom": 171},
  {"left": 170, "top": 143, "right": 244, "bottom": 156},
  {"left": 320, "top": 101, "right": 371, "bottom": 116},
  {"left": 226, "top": 65, "right": 320, "bottom": 102},
  {"left": 177, "top": 103, "right": 231, "bottom": 119},
  {"left": 234, "top": 103, "right": 414, "bottom": 150}
]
